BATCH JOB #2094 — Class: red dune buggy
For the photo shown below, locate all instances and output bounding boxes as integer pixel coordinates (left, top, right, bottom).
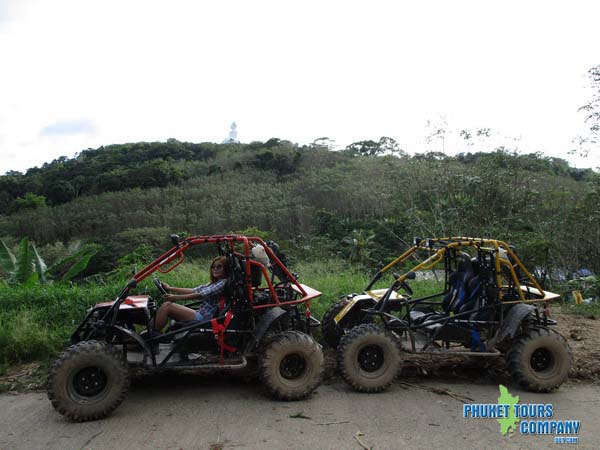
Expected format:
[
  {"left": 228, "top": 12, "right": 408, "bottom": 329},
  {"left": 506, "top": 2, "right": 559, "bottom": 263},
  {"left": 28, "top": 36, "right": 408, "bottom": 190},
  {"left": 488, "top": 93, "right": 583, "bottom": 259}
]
[{"left": 47, "top": 234, "right": 323, "bottom": 421}]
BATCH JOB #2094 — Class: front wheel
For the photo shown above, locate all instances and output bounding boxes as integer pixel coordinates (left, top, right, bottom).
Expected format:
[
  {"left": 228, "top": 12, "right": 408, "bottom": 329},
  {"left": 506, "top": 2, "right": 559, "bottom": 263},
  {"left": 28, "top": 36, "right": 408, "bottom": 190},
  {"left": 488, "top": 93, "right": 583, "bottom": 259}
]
[
  {"left": 259, "top": 331, "right": 323, "bottom": 400},
  {"left": 506, "top": 328, "right": 571, "bottom": 392},
  {"left": 47, "top": 341, "right": 130, "bottom": 421},
  {"left": 337, "top": 324, "right": 401, "bottom": 393}
]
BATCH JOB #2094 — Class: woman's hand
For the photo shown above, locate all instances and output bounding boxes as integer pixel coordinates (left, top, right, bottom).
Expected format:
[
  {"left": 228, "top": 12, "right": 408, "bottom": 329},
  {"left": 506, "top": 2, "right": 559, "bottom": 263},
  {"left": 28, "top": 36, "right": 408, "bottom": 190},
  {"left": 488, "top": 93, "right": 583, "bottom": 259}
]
[{"left": 161, "top": 282, "right": 172, "bottom": 292}]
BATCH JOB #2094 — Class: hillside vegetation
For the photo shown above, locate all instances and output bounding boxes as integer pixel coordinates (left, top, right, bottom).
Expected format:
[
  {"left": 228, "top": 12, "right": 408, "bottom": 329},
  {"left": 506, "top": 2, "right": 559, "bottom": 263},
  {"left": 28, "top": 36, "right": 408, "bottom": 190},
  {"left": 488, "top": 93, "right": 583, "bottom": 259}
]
[
  {"left": 1, "top": 139, "right": 598, "bottom": 276},
  {"left": 1, "top": 138, "right": 600, "bottom": 370}
]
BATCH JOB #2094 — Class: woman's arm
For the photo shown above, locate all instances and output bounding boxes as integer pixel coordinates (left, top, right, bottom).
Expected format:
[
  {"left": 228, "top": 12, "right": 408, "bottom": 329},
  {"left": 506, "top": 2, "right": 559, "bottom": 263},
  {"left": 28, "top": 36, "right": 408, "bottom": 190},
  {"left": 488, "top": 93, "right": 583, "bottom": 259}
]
[
  {"left": 161, "top": 282, "right": 195, "bottom": 295},
  {"left": 162, "top": 280, "right": 225, "bottom": 302},
  {"left": 168, "top": 287, "right": 195, "bottom": 294},
  {"left": 164, "top": 292, "right": 201, "bottom": 302}
]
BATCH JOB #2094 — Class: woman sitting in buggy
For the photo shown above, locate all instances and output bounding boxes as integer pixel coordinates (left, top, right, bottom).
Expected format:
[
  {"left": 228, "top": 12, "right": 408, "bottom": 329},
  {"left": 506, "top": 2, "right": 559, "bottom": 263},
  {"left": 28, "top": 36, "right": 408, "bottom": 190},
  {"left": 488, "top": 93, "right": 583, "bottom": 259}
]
[{"left": 152, "top": 256, "right": 229, "bottom": 331}]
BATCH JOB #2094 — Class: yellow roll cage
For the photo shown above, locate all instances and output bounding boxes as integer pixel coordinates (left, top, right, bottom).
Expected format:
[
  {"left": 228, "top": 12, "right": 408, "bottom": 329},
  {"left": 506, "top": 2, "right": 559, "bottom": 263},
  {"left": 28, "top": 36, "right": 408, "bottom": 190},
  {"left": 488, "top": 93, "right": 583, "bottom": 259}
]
[{"left": 378, "top": 237, "right": 546, "bottom": 303}]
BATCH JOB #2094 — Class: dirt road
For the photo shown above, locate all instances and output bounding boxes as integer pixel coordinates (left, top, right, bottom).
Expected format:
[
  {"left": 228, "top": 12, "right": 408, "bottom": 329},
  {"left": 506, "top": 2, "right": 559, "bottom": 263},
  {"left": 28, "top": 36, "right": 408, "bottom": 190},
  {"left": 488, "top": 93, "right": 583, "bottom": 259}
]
[{"left": 1, "top": 374, "right": 598, "bottom": 450}]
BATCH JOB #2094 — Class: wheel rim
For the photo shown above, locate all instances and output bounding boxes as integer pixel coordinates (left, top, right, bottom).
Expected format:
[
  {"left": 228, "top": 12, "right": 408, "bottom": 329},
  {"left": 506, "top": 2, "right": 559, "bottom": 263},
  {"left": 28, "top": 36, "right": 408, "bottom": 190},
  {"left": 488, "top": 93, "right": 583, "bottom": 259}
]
[
  {"left": 358, "top": 344, "right": 385, "bottom": 372},
  {"left": 72, "top": 366, "right": 108, "bottom": 398},
  {"left": 530, "top": 347, "right": 554, "bottom": 373},
  {"left": 279, "top": 353, "right": 307, "bottom": 380}
]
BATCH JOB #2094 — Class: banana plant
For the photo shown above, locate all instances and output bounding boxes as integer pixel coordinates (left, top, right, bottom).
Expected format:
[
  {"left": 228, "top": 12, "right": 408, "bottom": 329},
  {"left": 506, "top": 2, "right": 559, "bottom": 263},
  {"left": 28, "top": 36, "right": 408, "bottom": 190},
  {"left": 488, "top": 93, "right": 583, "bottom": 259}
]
[
  {"left": 0, "top": 239, "right": 18, "bottom": 281},
  {"left": 0, "top": 238, "right": 96, "bottom": 284},
  {"left": 342, "top": 229, "right": 375, "bottom": 263}
]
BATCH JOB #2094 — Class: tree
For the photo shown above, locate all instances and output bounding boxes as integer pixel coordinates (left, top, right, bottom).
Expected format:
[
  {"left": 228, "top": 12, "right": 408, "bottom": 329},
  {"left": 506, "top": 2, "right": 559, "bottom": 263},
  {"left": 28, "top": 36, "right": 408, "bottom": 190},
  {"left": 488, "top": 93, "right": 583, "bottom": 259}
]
[
  {"left": 378, "top": 136, "right": 405, "bottom": 156},
  {"left": 342, "top": 229, "right": 375, "bottom": 263},
  {"left": 311, "top": 137, "right": 336, "bottom": 150},
  {"left": 574, "top": 65, "right": 600, "bottom": 157},
  {"left": 460, "top": 128, "right": 493, "bottom": 152},
  {"left": 12, "top": 192, "right": 46, "bottom": 212},
  {"left": 45, "top": 180, "right": 76, "bottom": 205},
  {"left": 425, "top": 116, "right": 448, "bottom": 153},
  {"left": 345, "top": 137, "right": 403, "bottom": 157}
]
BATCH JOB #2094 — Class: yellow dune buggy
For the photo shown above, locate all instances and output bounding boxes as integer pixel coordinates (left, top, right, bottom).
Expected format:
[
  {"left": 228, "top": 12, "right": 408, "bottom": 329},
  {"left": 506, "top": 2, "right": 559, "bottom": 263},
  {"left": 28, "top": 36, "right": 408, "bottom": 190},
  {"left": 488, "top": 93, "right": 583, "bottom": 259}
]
[{"left": 322, "top": 237, "right": 571, "bottom": 393}]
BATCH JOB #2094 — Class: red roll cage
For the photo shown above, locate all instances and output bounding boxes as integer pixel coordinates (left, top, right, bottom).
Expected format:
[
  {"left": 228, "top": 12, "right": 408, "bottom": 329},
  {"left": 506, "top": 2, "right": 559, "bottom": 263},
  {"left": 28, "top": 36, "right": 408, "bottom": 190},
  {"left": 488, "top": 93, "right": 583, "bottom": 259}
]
[{"left": 131, "top": 235, "right": 321, "bottom": 309}]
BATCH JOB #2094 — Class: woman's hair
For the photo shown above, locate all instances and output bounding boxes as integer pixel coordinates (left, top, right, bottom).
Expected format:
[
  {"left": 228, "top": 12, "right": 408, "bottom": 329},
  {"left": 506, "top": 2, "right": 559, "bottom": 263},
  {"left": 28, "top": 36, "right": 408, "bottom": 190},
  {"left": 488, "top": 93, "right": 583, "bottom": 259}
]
[{"left": 210, "top": 256, "right": 229, "bottom": 282}]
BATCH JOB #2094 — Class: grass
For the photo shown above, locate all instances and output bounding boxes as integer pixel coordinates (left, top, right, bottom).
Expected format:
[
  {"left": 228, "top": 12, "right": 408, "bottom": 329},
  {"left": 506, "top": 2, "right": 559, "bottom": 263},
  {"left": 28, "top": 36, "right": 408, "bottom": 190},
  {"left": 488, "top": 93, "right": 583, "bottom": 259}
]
[
  {"left": 0, "top": 283, "right": 117, "bottom": 365},
  {"left": 0, "top": 257, "right": 444, "bottom": 367},
  {"left": 9, "top": 255, "right": 591, "bottom": 368},
  {"left": 561, "top": 302, "right": 600, "bottom": 319}
]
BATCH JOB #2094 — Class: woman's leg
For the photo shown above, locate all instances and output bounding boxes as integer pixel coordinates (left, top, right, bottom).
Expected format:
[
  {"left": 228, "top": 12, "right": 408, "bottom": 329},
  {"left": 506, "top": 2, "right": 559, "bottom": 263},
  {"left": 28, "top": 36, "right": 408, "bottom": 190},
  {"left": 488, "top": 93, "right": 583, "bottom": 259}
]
[{"left": 153, "top": 302, "right": 197, "bottom": 330}]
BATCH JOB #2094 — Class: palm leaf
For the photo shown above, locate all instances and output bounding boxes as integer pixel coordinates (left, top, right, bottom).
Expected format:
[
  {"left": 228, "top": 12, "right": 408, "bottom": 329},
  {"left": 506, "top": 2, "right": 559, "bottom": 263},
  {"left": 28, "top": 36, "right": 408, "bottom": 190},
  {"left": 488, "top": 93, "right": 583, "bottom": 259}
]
[
  {"left": 15, "top": 238, "right": 34, "bottom": 284},
  {"left": 61, "top": 248, "right": 97, "bottom": 282},
  {"left": 0, "top": 239, "right": 16, "bottom": 274},
  {"left": 24, "top": 271, "right": 39, "bottom": 287},
  {"left": 30, "top": 242, "right": 48, "bottom": 284},
  {"left": 46, "top": 248, "right": 90, "bottom": 277}
]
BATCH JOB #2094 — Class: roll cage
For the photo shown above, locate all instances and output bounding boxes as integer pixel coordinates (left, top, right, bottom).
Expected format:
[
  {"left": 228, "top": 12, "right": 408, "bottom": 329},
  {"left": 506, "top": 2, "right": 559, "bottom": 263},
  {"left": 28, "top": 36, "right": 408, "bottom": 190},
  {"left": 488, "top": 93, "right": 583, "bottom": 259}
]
[
  {"left": 102, "top": 234, "right": 319, "bottom": 324},
  {"left": 341, "top": 237, "right": 559, "bottom": 353},
  {"left": 71, "top": 235, "right": 321, "bottom": 366},
  {"left": 367, "top": 237, "right": 556, "bottom": 312}
]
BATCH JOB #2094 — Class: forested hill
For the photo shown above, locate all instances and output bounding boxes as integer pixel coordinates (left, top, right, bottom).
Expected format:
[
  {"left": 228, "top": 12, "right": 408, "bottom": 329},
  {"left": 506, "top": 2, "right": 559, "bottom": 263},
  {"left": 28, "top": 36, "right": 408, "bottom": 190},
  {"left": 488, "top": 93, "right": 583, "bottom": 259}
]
[{"left": 0, "top": 138, "right": 599, "bottom": 275}]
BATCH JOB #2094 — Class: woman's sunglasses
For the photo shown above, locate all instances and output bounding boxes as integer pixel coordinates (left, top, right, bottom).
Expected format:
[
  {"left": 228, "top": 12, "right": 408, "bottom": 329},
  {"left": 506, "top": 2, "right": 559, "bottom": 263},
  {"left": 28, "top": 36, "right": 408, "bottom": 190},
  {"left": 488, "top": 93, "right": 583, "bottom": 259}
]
[{"left": 212, "top": 264, "right": 224, "bottom": 270}]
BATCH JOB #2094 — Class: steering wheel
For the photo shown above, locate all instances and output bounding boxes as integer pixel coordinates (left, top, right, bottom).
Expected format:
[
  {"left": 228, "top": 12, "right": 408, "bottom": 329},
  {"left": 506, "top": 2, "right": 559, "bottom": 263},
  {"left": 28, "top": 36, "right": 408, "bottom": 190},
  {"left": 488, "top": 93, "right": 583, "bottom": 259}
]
[
  {"left": 392, "top": 272, "right": 414, "bottom": 295},
  {"left": 153, "top": 277, "right": 168, "bottom": 296}
]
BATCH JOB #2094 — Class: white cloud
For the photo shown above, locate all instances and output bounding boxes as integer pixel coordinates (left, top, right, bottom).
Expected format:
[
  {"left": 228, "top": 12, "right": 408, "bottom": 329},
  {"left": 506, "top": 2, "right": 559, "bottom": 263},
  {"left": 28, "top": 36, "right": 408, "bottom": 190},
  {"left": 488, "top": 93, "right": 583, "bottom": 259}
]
[{"left": 0, "top": 0, "right": 599, "bottom": 173}]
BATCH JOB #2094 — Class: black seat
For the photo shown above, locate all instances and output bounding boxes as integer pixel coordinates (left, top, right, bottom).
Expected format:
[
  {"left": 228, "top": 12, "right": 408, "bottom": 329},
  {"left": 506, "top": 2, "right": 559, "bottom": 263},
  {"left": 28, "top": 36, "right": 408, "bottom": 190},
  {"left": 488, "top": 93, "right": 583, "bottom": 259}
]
[
  {"left": 411, "top": 254, "right": 481, "bottom": 332},
  {"left": 456, "top": 258, "right": 481, "bottom": 314},
  {"left": 442, "top": 253, "right": 476, "bottom": 314},
  {"left": 409, "top": 309, "right": 444, "bottom": 325}
]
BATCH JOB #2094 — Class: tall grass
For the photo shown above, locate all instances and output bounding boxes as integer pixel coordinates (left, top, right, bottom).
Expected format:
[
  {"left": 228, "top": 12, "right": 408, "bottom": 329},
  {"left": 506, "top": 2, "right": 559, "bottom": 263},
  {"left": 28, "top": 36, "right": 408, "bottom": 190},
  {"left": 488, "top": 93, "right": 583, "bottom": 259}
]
[
  {"left": 0, "top": 283, "right": 117, "bottom": 365},
  {"left": 0, "top": 258, "right": 443, "bottom": 366}
]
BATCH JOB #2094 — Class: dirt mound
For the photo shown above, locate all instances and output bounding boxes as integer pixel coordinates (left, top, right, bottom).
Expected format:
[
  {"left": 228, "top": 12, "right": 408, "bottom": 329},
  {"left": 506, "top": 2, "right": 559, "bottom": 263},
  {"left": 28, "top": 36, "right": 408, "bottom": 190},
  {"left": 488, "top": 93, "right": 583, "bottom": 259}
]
[{"left": 552, "top": 310, "right": 600, "bottom": 380}]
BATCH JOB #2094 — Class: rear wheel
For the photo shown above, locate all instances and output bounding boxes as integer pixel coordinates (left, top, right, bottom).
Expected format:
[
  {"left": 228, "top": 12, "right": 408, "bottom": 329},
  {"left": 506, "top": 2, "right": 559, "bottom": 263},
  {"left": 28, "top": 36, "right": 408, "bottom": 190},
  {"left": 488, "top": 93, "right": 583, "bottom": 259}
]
[
  {"left": 259, "top": 331, "right": 323, "bottom": 400},
  {"left": 47, "top": 341, "right": 129, "bottom": 421},
  {"left": 337, "top": 324, "right": 401, "bottom": 393},
  {"left": 506, "top": 328, "right": 571, "bottom": 392}
]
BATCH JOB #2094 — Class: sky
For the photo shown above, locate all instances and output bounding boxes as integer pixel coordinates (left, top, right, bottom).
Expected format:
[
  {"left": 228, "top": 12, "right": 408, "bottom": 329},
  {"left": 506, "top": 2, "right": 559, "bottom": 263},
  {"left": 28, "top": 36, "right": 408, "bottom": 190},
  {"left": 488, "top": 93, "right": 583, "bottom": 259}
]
[{"left": 0, "top": 0, "right": 599, "bottom": 174}]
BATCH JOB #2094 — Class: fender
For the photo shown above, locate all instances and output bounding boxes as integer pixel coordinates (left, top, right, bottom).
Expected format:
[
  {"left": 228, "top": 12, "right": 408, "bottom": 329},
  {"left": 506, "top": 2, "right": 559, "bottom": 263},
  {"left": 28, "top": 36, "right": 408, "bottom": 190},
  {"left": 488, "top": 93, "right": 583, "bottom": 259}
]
[
  {"left": 253, "top": 306, "right": 288, "bottom": 346},
  {"left": 334, "top": 295, "right": 378, "bottom": 324},
  {"left": 496, "top": 303, "right": 536, "bottom": 345}
]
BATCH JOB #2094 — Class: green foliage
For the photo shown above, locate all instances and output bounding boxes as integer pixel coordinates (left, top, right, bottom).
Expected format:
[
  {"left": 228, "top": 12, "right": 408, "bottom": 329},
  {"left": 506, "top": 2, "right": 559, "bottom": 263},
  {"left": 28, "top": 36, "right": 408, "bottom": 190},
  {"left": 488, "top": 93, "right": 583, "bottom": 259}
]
[
  {"left": 574, "top": 64, "right": 600, "bottom": 156},
  {"left": 0, "top": 239, "right": 16, "bottom": 274},
  {"left": 59, "top": 248, "right": 98, "bottom": 282},
  {"left": 1, "top": 139, "right": 600, "bottom": 278},
  {"left": 233, "top": 226, "right": 274, "bottom": 241},
  {"left": 0, "top": 283, "right": 117, "bottom": 364},
  {"left": 345, "top": 136, "right": 404, "bottom": 157},
  {"left": 342, "top": 229, "right": 375, "bottom": 263},
  {"left": 567, "top": 276, "right": 600, "bottom": 301},
  {"left": 31, "top": 242, "right": 48, "bottom": 284},
  {"left": 0, "top": 256, "right": 567, "bottom": 367},
  {"left": 0, "top": 238, "right": 96, "bottom": 284},
  {"left": 12, "top": 192, "right": 46, "bottom": 212},
  {"left": 112, "top": 244, "right": 155, "bottom": 277},
  {"left": 564, "top": 302, "right": 600, "bottom": 319},
  {"left": 15, "top": 238, "right": 35, "bottom": 284}
]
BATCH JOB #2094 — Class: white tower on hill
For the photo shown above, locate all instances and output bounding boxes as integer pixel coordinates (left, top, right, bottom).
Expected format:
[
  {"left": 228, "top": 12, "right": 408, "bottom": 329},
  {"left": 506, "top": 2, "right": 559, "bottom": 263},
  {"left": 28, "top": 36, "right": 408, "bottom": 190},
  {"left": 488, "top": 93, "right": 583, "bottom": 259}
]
[{"left": 222, "top": 122, "right": 239, "bottom": 144}]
